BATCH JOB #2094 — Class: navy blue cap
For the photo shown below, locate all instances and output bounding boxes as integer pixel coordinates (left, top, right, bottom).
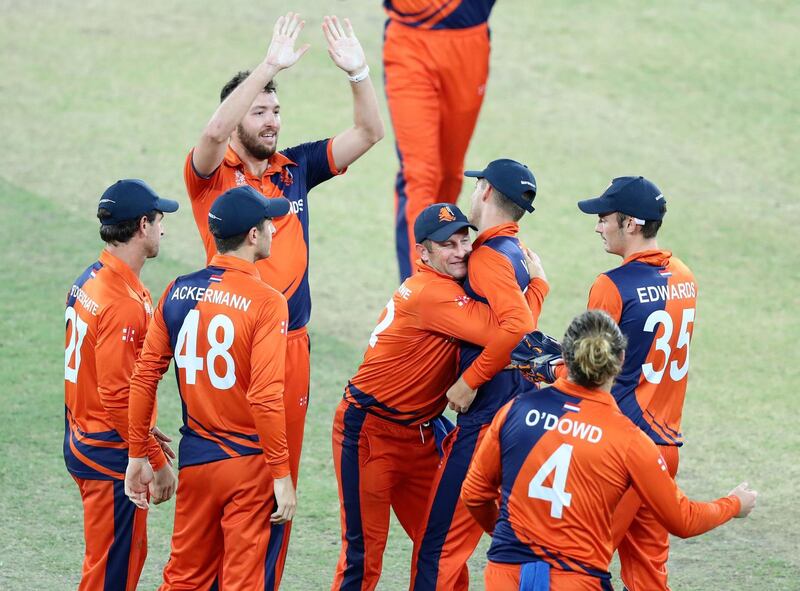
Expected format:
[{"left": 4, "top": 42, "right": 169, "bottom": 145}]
[
  {"left": 208, "top": 186, "right": 290, "bottom": 239},
  {"left": 578, "top": 176, "right": 667, "bottom": 221},
  {"left": 464, "top": 158, "right": 537, "bottom": 213},
  {"left": 414, "top": 203, "right": 477, "bottom": 243},
  {"left": 98, "top": 179, "right": 179, "bottom": 225}
]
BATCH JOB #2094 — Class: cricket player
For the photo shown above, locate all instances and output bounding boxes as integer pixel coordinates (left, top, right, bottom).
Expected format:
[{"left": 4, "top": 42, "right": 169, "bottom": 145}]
[
  {"left": 64, "top": 179, "right": 179, "bottom": 591},
  {"left": 383, "top": 0, "right": 496, "bottom": 280},
  {"left": 461, "top": 310, "right": 757, "bottom": 591},
  {"left": 125, "top": 186, "right": 295, "bottom": 590},
  {"left": 412, "top": 159, "right": 548, "bottom": 590},
  {"left": 576, "top": 176, "right": 697, "bottom": 590},
  {"left": 331, "top": 202, "right": 547, "bottom": 591},
  {"left": 184, "top": 12, "right": 383, "bottom": 584}
]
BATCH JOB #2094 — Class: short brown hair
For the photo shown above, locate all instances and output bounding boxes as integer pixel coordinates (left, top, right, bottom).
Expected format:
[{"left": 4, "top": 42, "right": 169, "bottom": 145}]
[
  {"left": 615, "top": 209, "right": 665, "bottom": 239},
  {"left": 220, "top": 71, "right": 277, "bottom": 102},
  {"left": 97, "top": 209, "right": 157, "bottom": 245},
  {"left": 211, "top": 217, "right": 268, "bottom": 253},
  {"left": 562, "top": 310, "right": 627, "bottom": 388},
  {"left": 490, "top": 186, "right": 532, "bottom": 222}
]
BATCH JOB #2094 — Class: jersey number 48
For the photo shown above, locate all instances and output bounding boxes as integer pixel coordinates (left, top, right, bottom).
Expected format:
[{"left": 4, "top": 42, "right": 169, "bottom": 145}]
[{"left": 174, "top": 309, "right": 236, "bottom": 390}]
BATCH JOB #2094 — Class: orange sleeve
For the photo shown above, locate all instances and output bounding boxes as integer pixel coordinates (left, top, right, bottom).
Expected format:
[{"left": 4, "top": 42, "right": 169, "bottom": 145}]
[
  {"left": 184, "top": 149, "right": 225, "bottom": 202},
  {"left": 524, "top": 277, "right": 549, "bottom": 326},
  {"left": 417, "top": 280, "right": 501, "bottom": 347},
  {"left": 587, "top": 274, "right": 623, "bottom": 323},
  {"left": 461, "top": 248, "right": 535, "bottom": 389},
  {"left": 128, "top": 294, "right": 174, "bottom": 466},
  {"left": 246, "top": 294, "right": 291, "bottom": 479},
  {"left": 97, "top": 298, "right": 166, "bottom": 469},
  {"left": 461, "top": 402, "right": 512, "bottom": 533},
  {"left": 626, "top": 430, "right": 740, "bottom": 538}
]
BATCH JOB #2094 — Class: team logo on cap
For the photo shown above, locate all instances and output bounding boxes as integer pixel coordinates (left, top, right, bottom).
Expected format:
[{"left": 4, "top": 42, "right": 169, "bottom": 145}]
[{"left": 438, "top": 206, "right": 456, "bottom": 223}]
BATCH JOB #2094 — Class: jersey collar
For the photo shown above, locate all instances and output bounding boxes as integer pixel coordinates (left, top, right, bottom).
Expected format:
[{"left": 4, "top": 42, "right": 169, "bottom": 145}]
[
  {"left": 99, "top": 249, "right": 148, "bottom": 299},
  {"left": 621, "top": 249, "right": 672, "bottom": 267},
  {"left": 224, "top": 145, "right": 296, "bottom": 178},
  {"left": 209, "top": 253, "right": 261, "bottom": 278},
  {"left": 473, "top": 222, "right": 519, "bottom": 249},
  {"left": 552, "top": 377, "right": 616, "bottom": 406},
  {"left": 413, "top": 259, "right": 461, "bottom": 281}
]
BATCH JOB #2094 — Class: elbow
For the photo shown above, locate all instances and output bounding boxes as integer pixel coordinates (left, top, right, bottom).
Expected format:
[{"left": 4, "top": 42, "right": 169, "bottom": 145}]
[
  {"left": 202, "top": 123, "right": 231, "bottom": 146},
  {"left": 364, "top": 122, "right": 385, "bottom": 146}
]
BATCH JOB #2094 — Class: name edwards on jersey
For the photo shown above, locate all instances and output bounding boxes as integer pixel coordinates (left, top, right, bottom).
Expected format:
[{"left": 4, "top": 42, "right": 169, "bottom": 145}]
[
  {"left": 636, "top": 280, "right": 696, "bottom": 304},
  {"left": 169, "top": 284, "right": 252, "bottom": 312}
]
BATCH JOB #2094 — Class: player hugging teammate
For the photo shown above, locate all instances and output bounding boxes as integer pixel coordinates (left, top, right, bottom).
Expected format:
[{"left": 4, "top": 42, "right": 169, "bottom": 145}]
[{"left": 62, "top": 6, "right": 757, "bottom": 591}]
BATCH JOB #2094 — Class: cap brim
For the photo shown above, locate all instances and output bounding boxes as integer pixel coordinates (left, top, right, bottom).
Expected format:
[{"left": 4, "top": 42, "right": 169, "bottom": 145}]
[
  {"left": 154, "top": 198, "right": 180, "bottom": 213},
  {"left": 265, "top": 197, "right": 291, "bottom": 218},
  {"left": 577, "top": 196, "right": 614, "bottom": 215},
  {"left": 463, "top": 170, "right": 484, "bottom": 178},
  {"left": 425, "top": 221, "right": 478, "bottom": 242}
]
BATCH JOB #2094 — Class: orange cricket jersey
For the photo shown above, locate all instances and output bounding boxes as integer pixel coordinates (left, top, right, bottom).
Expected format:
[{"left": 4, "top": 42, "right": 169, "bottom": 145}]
[
  {"left": 587, "top": 250, "right": 697, "bottom": 446},
  {"left": 184, "top": 140, "right": 343, "bottom": 332},
  {"left": 345, "top": 261, "right": 506, "bottom": 426},
  {"left": 460, "top": 223, "right": 540, "bottom": 391},
  {"left": 128, "top": 254, "right": 290, "bottom": 478},
  {"left": 462, "top": 378, "right": 739, "bottom": 581},
  {"left": 384, "top": 0, "right": 495, "bottom": 29},
  {"left": 64, "top": 250, "right": 165, "bottom": 480}
]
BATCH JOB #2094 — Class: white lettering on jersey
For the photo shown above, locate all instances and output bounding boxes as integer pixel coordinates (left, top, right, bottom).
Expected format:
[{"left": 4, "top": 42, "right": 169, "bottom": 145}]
[
  {"left": 636, "top": 281, "right": 696, "bottom": 304},
  {"left": 525, "top": 409, "right": 603, "bottom": 443},
  {"left": 70, "top": 284, "right": 99, "bottom": 316},
  {"left": 397, "top": 284, "right": 412, "bottom": 300},
  {"left": 170, "top": 286, "right": 252, "bottom": 312}
]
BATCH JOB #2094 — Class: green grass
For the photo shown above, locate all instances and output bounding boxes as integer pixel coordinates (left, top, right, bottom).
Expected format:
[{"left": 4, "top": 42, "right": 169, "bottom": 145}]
[{"left": 1, "top": 0, "right": 798, "bottom": 589}]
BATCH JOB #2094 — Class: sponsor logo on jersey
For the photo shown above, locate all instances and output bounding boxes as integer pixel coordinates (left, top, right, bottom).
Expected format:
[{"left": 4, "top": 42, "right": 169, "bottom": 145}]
[
  {"left": 121, "top": 326, "right": 136, "bottom": 342},
  {"left": 454, "top": 295, "right": 471, "bottom": 307},
  {"left": 235, "top": 169, "right": 247, "bottom": 187},
  {"left": 438, "top": 206, "right": 456, "bottom": 222}
]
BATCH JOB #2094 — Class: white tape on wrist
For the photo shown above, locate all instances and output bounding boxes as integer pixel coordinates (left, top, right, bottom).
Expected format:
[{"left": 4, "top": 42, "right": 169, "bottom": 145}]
[{"left": 347, "top": 65, "right": 370, "bottom": 83}]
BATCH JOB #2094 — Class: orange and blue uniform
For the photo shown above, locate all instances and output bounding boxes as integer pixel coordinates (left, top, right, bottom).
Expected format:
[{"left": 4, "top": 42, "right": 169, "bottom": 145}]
[
  {"left": 585, "top": 249, "right": 697, "bottom": 590},
  {"left": 128, "top": 254, "right": 290, "bottom": 591},
  {"left": 461, "top": 377, "right": 739, "bottom": 591},
  {"left": 185, "top": 140, "right": 343, "bottom": 583},
  {"left": 411, "top": 223, "right": 549, "bottom": 590},
  {"left": 64, "top": 249, "right": 167, "bottom": 591},
  {"left": 383, "top": 0, "right": 496, "bottom": 279},
  {"left": 332, "top": 258, "right": 546, "bottom": 591}
]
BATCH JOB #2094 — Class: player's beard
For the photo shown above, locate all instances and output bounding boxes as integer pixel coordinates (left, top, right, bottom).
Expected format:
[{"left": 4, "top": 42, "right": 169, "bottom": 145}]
[{"left": 237, "top": 123, "right": 277, "bottom": 161}]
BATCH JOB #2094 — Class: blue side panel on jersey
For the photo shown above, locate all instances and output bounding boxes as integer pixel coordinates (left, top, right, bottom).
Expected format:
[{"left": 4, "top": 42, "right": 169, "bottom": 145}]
[
  {"left": 178, "top": 419, "right": 263, "bottom": 469},
  {"left": 487, "top": 388, "right": 574, "bottom": 565},
  {"left": 384, "top": 0, "right": 495, "bottom": 29},
  {"left": 64, "top": 414, "right": 127, "bottom": 480},
  {"left": 603, "top": 261, "right": 675, "bottom": 444},
  {"left": 460, "top": 236, "right": 533, "bottom": 426},
  {"left": 65, "top": 260, "right": 104, "bottom": 308},
  {"left": 344, "top": 383, "right": 424, "bottom": 425}
]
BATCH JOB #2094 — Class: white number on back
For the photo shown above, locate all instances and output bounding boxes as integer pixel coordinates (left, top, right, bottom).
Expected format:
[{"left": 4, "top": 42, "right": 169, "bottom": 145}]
[
  {"left": 64, "top": 306, "right": 89, "bottom": 383},
  {"left": 641, "top": 308, "right": 695, "bottom": 384},
  {"left": 528, "top": 443, "right": 573, "bottom": 519},
  {"left": 175, "top": 309, "right": 236, "bottom": 390},
  {"left": 369, "top": 298, "right": 395, "bottom": 348}
]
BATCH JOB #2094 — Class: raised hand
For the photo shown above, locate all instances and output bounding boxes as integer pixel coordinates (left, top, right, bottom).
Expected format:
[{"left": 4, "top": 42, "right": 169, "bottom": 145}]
[
  {"left": 264, "top": 12, "right": 310, "bottom": 70},
  {"left": 322, "top": 16, "right": 366, "bottom": 76}
]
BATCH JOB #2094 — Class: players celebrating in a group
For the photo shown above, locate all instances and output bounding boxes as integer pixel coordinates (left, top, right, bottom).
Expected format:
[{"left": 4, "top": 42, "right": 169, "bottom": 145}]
[
  {"left": 183, "top": 11, "right": 384, "bottom": 585},
  {"left": 64, "top": 180, "right": 179, "bottom": 591},
  {"left": 462, "top": 309, "right": 757, "bottom": 590},
  {"left": 125, "top": 187, "right": 296, "bottom": 589}
]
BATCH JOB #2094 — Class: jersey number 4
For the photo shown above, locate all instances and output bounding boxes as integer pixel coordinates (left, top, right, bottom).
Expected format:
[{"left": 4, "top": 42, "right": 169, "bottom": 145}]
[
  {"left": 529, "top": 443, "right": 573, "bottom": 519},
  {"left": 642, "top": 308, "right": 695, "bottom": 384},
  {"left": 175, "top": 309, "right": 236, "bottom": 390}
]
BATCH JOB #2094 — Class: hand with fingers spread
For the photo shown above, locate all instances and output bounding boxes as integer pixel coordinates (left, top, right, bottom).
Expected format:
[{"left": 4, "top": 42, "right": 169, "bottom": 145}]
[
  {"left": 125, "top": 457, "right": 154, "bottom": 510},
  {"left": 264, "top": 11, "right": 311, "bottom": 71},
  {"left": 271, "top": 475, "right": 297, "bottom": 524},
  {"left": 151, "top": 426, "right": 176, "bottom": 465},
  {"left": 322, "top": 16, "right": 367, "bottom": 77}
]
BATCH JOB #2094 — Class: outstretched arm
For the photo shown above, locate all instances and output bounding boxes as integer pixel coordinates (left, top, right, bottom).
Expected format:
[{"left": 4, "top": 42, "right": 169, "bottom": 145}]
[
  {"left": 324, "top": 15, "right": 385, "bottom": 171},
  {"left": 193, "top": 12, "right": 310, "bottom": 176}
]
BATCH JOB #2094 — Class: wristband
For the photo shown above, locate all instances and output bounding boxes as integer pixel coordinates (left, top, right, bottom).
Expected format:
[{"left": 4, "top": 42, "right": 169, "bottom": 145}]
[{"left": 347, "top": 65, "right": 370, "bottom": 83}]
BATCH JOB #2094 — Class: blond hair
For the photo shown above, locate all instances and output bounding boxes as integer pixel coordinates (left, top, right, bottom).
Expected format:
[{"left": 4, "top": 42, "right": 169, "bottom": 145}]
[{"left": 562, "top": 310, "right": 627, "bottom": 388}]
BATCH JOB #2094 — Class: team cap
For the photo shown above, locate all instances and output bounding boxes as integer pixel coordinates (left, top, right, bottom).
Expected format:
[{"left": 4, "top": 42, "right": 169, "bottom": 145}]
[
  {"left": 208, "top": 186, "right": 290, "bottom": 239},
  {"left": 578, "top": 176, "right": 667, "bottom": 222},
  {"left": 98, "top": 179, "right": 179, "bottom": 225},
  {"left": 414, "top": 203, "right": 477, "bottom": 243},
  {"left": 464, "top": 158, "right": 537, "bottom": 213}
]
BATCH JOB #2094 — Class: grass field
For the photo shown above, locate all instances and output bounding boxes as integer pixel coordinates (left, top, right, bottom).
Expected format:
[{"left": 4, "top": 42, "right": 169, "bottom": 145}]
[{"left": 1, "top": 0, "right": 798, "bottom": 589}]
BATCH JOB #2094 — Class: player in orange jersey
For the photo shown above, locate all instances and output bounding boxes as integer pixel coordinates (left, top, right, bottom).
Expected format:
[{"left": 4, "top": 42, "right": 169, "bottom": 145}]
[
  {"left": 462, "top": 310, "right": 757, "bottom": 591},
  {"left": 64, "top": 179, "right": 179, "bottom": 591},
  {"left": 383, "top": 0, "right": 497, "bottom": 280},
  {"left": 184, "top": 13, "right": 383, "bottom": 585},
  {"left": 411, "top": 159, "right": 548, "bottom": 591},
  {"left": 125, "top": 186, "right": 295, "bottom": 590},
  {"left": 574, "top": 177, "right": 698, "bottom": 590},
  {"left": 331, "top": 202, "right": 547, "bottom": 591}
]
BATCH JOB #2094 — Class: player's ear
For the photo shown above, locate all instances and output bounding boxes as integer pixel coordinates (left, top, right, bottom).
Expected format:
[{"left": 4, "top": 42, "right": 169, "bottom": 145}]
[
  {"left": 415, "top": 242, "right": 429, "bottom": 263},
  {"left": 137, "top": 215, "right": 149, "bottom": 235}
]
